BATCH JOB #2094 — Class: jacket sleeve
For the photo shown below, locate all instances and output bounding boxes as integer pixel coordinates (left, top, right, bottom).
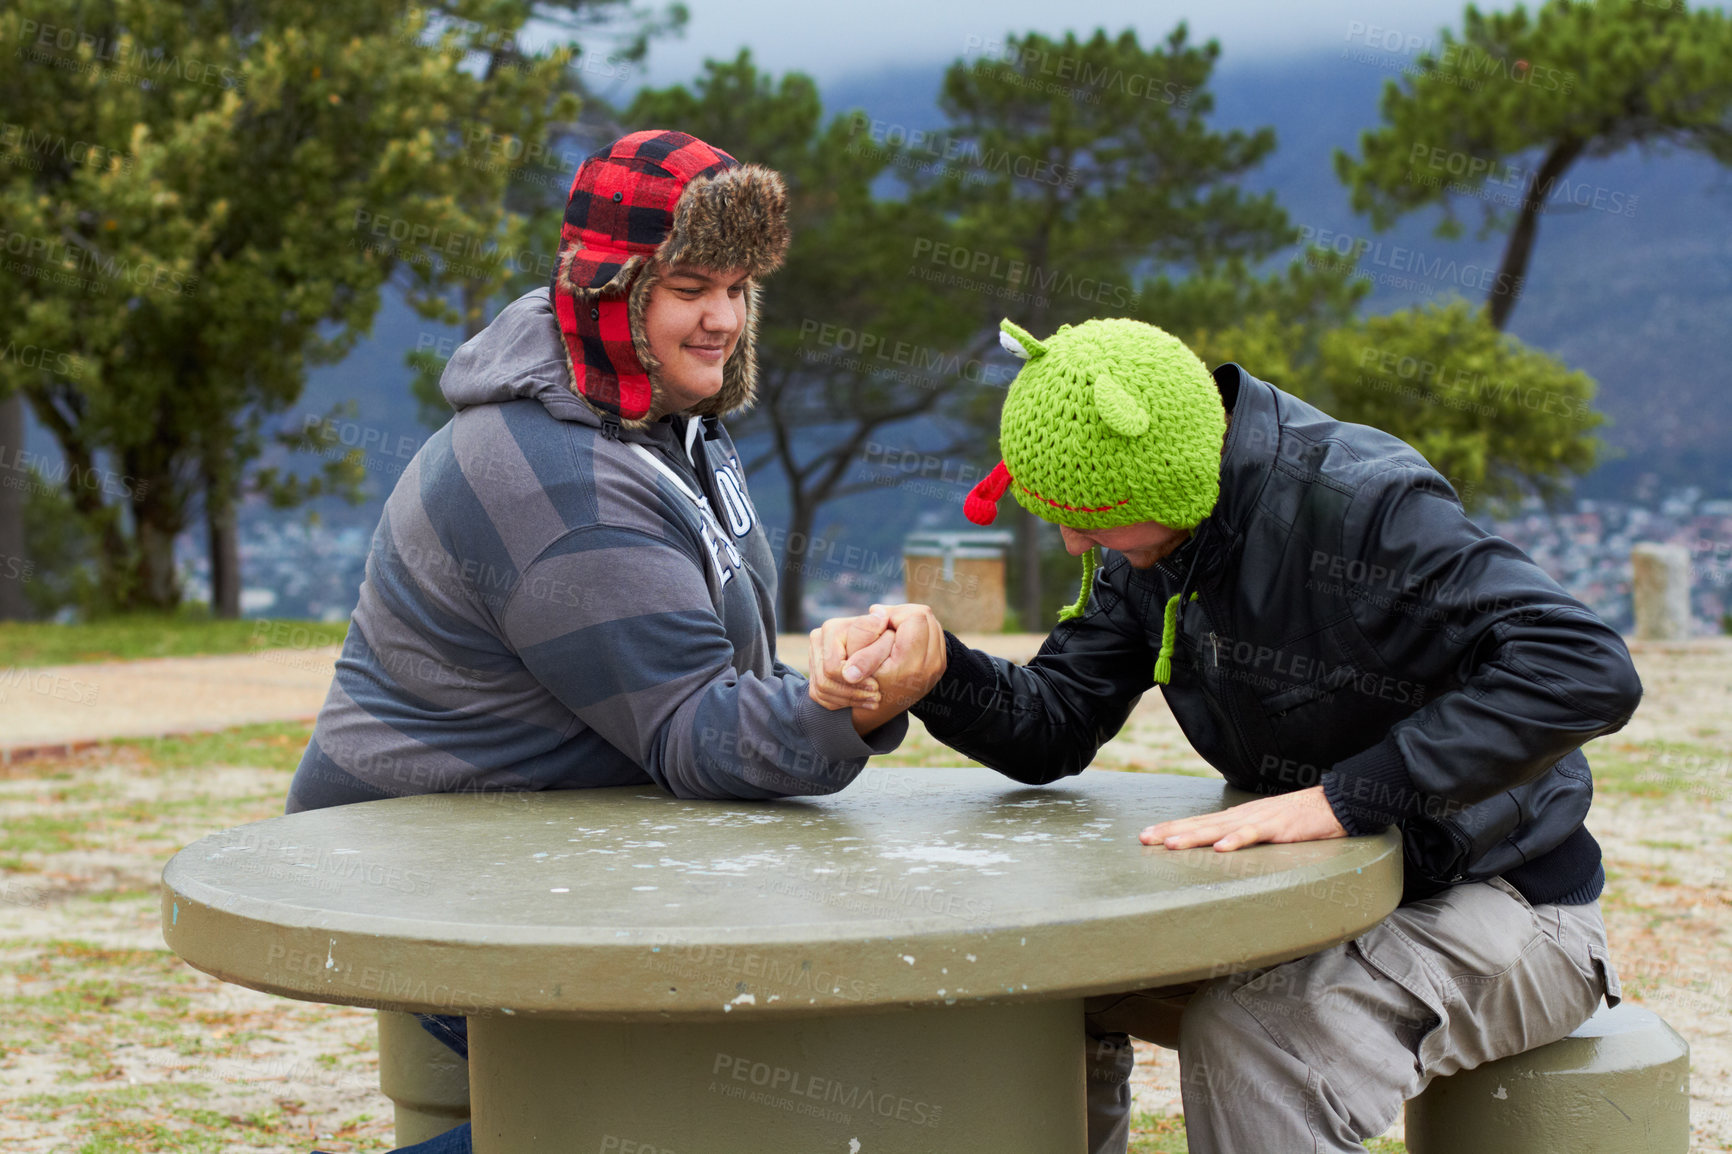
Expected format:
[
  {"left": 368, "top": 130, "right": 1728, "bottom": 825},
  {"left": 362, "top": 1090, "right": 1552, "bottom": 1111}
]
[
  {"left": 1320, "top": 469, "right": 1643, "bottom": 834},
  {"left": 498, "top": 523, "right": 905, "bottom": 801},
  {"left": 910, "top": 556, "right": 1156, "bottom": 785}
]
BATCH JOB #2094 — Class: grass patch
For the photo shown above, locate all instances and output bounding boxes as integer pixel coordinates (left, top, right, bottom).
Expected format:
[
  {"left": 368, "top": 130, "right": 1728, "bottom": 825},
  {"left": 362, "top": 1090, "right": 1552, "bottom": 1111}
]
[
  {"left": 0, "top": 941, "right": 205, "bottom": 1071},
  {"left": 97, "top": 722, "right": 314, "bottom": 778},
  {"left": 0, "top": 811, "right": 92, "bottom": 855},
  {"left": 1583, "top": 735, "right": 1731, "bottom": 801},
  {"left": 0, "top": 612, "right": 346, "bottom": 669},
  {"left": 12, "top": 1080, "right": 389, "bottom": 1153}
]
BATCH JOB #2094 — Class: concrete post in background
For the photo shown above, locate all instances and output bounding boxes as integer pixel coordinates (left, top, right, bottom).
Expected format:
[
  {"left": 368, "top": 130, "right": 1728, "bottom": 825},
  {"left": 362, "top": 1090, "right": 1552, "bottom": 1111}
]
[
  {"left": 904, "top": 530, "right": 1013, "bottom": 633},
  {"left": 1630, "top": 543, "right": 1693, "bottom": 640}
]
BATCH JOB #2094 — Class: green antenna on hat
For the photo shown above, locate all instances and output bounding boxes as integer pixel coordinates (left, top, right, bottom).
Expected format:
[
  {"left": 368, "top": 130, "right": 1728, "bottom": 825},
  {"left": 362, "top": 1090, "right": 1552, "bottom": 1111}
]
[{"left": 998, "top": 319, "right": 1046, "bottom": 360}]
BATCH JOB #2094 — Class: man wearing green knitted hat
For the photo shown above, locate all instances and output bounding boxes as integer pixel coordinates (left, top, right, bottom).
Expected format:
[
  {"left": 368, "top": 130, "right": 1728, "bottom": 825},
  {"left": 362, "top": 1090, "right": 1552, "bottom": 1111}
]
[{"left": 809, "top": 316, "right": 1637, "bottom": 1153}]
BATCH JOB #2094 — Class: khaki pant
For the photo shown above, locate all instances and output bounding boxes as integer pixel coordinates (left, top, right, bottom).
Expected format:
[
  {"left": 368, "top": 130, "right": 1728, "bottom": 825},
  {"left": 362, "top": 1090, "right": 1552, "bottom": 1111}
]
[{"left": 1084, "top": 877, "right": 1621, "bottom": 1153}]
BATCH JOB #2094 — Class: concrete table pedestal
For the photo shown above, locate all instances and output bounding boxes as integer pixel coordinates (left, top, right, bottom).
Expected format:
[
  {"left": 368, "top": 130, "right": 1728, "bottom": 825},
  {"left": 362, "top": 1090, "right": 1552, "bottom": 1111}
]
[
  {"left": 470, "top": 1000, "right": 1080, "bottom": 1150},
  {"left": 162, "top": 767, "right": 1401, "bottom": 1153}
]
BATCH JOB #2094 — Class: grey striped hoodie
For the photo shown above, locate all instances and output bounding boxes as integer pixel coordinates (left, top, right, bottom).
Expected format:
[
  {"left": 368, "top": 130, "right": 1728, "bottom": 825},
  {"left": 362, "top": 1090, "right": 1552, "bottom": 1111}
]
[{"left": 286, "top": 288, "right": 904, "bottom": 813}]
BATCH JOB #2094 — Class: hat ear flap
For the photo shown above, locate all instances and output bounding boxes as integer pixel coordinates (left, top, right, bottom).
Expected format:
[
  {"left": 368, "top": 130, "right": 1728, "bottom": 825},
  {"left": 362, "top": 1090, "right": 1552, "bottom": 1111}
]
[{"left": 1094, "top": 370, "right": 1149, "bottom": 438}]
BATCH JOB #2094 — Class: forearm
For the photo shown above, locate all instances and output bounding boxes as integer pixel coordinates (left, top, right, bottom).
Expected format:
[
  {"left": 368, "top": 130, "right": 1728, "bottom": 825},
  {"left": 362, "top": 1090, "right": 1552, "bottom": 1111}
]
[
  {"left": 1318, "top": 472, "right": 1645, "bottom": 832},
  {"left": 506, "top": 529, "right": 906, "bottom": 801},
  {"left": 1322, "top": 608, "right": 1641, "bottom": 832},
  {"left": 911, "top": 631, "right": 1140, "bottom": 786},
  {"left": 653, "top": 670, "right": 908, "bottom": 800}
]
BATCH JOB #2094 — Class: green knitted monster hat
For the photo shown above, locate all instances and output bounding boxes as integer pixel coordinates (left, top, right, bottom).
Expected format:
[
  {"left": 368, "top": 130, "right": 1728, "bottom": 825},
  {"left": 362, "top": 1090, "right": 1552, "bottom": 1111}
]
[{"left": 964, "top": 317, "right": 1226, "bottom": 683}]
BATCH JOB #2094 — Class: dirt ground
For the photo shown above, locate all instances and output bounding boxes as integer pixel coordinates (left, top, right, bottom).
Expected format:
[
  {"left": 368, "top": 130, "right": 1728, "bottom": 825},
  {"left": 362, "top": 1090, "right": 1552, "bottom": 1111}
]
[{"left": 0, "top": 641, "right": 1727, "bottom": 1151}]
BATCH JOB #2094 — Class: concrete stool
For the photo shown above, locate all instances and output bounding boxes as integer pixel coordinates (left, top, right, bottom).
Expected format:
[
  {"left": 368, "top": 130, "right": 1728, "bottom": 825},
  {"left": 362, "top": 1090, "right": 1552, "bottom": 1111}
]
[
  {"left": 1405, "top": 1003, "right": 1689, "bottom": 1153},
  {"left": 377, "top": 1010, "right": 471, "bottom": 1143}
]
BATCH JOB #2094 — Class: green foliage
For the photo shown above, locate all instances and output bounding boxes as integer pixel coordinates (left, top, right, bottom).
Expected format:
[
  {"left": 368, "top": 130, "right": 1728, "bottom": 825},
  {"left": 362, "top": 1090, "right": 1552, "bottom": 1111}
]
[
  {"left": 921, "top": 27, "right": 1364, "bottom": 339},
  {"left": 0, "top": 0, "right": 582, "bottom": 608},
  {"left": 0, "top": 611, "right": 344, "bottom": 666},
  {"left": 250, "top": 401, "right": 369, "bottom": 512},
  {"left": 1194, "top": 299, "right": 1601, "bottom": 510},
  {"left": 18, "top": 468, "right": 105, "bottom": 617},
  {"left": 916, "top": 27, "right": 1366, "bottom": 623},
  {"left": 1335, "top": 0, "right": 1732, "bottom": 325}
]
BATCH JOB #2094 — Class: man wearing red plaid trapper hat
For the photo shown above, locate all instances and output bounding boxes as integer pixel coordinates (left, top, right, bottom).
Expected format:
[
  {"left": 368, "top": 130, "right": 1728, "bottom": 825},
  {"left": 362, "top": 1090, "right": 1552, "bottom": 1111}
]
[{"left": 295, "top": 130, "right": 943, "bottom": 1154}]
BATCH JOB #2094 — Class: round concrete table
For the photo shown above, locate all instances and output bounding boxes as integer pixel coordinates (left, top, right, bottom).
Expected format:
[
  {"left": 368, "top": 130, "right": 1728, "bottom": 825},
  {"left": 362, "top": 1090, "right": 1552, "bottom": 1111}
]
[{"left": 162, "top": 767, "right": 1401, "bottom": 1152}]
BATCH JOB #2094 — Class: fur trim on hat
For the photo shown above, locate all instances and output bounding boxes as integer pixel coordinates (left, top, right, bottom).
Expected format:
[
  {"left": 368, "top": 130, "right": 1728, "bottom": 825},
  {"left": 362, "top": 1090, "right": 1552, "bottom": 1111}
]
[{"left": 656, "top": 165, "right": 790, "bottom": 278}]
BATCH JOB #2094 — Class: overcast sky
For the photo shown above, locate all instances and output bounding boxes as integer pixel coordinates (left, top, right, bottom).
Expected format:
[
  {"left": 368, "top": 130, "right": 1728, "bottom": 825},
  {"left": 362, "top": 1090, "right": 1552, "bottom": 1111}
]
[{"left": 622, "top": 0, "right": 1506, "bottom": 89}]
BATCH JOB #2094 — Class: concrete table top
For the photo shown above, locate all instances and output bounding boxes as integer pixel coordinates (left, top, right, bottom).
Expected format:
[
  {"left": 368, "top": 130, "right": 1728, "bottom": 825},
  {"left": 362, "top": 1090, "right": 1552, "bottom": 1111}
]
[{"left": 162, "top": 766, "right": 1402, "bottom": 1021}]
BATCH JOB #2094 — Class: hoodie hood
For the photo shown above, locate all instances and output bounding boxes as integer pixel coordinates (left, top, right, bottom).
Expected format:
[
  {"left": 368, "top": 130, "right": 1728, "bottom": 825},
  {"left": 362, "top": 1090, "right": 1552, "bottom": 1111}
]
[{"left": 442, "top": 288, "right": 652, "bottom": 438}]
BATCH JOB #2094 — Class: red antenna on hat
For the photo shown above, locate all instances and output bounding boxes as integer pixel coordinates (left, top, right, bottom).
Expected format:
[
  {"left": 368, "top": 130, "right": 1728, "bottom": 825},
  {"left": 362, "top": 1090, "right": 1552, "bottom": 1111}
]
[{"left": 966, "top": 461, "right": 1012, "bottom": 525}]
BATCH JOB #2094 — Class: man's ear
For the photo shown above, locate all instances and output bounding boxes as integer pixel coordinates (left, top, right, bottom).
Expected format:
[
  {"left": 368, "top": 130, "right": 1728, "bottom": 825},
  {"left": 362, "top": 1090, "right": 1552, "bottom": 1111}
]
[{"left": 1094, "top": 370, "right": 1150, "bottom": 437}]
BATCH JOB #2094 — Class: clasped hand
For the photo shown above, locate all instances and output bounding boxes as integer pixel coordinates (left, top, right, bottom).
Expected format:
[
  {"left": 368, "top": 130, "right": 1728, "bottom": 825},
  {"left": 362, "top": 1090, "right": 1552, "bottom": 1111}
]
[{"left": 806, "top": 603, "right": 947, "bottom": 733}]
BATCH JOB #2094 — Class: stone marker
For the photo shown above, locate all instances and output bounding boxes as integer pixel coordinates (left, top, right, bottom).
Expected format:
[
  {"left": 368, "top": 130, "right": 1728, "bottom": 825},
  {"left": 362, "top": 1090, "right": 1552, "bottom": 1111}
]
[
  {"left": 1631, "top": 543, "right": 1693, "bottom": 640},
  {"left": 904, "top": 530, "right": 1014, "bottom": 632}
]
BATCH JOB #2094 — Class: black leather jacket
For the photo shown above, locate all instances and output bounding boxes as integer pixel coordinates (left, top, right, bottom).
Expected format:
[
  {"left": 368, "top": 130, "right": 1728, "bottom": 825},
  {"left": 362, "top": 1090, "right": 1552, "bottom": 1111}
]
[{"left": 911, "top": 364, "right": 1643, "bottom": 905}]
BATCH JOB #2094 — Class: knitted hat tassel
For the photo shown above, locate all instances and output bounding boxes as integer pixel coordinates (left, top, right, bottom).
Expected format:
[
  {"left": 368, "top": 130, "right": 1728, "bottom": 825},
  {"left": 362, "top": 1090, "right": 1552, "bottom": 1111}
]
[
  {"left": 965, "top": 461, "right": 1012, "bottom": 526},
  {"left": 1057, "top": 546, "right": 1099, "bottom": 623},
  {"left": 1153, "top": 591, "right": 1197, "bottom": 685}
]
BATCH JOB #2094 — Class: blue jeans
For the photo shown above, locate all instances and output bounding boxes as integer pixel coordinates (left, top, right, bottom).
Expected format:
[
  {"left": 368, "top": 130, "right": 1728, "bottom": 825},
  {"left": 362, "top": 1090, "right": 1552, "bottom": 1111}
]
[{"left": 318, "top": 1015, "right": 471, "bottom": 1154}]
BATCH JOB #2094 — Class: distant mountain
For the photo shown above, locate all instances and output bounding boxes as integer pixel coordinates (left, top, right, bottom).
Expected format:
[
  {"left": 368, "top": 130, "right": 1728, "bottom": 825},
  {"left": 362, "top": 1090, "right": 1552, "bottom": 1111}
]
[{"left": 1200, "top": 53, "right": 1732, "bottom": 502}]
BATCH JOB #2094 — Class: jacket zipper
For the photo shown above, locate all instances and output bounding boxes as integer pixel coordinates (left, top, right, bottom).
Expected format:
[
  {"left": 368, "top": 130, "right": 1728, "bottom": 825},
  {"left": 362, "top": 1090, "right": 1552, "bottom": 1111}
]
[{"left": 1200, "top": 592, "right": 1259, "bottom": 784}]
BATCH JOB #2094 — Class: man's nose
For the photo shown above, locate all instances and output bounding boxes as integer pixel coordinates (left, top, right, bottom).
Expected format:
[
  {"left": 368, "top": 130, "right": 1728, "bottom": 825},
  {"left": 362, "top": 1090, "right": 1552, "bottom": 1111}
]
[
  {"left": 1059, "top": 526, "right": 1091, "bottom": 556},
  {"left": 701, "top": 290, "right": 741, "bottom": 334}
]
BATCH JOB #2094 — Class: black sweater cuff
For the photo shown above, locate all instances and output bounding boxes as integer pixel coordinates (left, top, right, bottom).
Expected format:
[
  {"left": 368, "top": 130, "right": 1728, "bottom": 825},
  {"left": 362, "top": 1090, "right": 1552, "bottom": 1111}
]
[
  {"left": 1322, "top": 734, "right": 1423, "bottom": 834},
  {"left": 909, "top": 631, "right": 997, "bottom": 736}
]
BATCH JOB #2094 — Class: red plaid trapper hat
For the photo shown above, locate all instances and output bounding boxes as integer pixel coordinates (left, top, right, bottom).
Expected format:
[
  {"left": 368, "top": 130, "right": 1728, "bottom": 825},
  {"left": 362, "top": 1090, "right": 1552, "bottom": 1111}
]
[{"left": 552, "top": 130, "right": 790, "bottom": 425}]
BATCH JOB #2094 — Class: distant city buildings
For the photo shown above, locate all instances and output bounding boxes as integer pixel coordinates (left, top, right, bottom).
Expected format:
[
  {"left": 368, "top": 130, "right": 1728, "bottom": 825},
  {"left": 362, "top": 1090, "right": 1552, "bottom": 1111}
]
[
  {"left": 177, "top": 517, "right": 370, "bottom": 623},
  {"left": 1486, "top": 488, "right": 1731, "bottom": 636}
]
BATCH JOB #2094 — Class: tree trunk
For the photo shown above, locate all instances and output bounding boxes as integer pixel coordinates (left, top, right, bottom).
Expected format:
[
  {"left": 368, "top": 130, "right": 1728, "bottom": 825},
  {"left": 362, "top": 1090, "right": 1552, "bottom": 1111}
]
[
  {"left": 135, "top": 518, "right": 180, "bottom": 609},
  {"left": 777, "top": 494, "right": 816, "bottom": 633},
  {"left": 207, "top": 483, "right": 240, "bottom": 618},
  {"left": 201, "top": 431, "right": 240, "bottom": 618},
  {"left": 130, "top": 468, "right": 182, "bottom": 611},
  {"left": 1486, "top": 136, "right": 1584, "bottom": 331},
  {"left": 0, "top": 393, "right": 29, "bottom": 620},
  {"left": 464, "top": 280, "right": 488, "bottom": 339}
]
